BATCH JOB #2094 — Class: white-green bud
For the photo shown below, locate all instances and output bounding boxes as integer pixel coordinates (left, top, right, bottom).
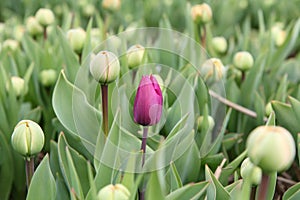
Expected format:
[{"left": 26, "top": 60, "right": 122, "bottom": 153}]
[
  {"left": 201, "top": 58, "right": 225, "bottom": 81},
  {"left": 211, "top": 37, "right": 227, "bottom": 54},
  {"left": 66, "top": 28, "right": 86, "bottom": 53},
  {"left": 26, "top": 16, "right": 43, "bottom": 36},
  {"left": 102, "top": 0, "right": 121, "bottom": 11},
  {"left": 241, "top": 158, "right": 262, "bottom": 185},
  {"left": 90, "top": 51, "right": 120, "bottom": 84},
  {"left": 97, "top": 184, "right": 130, "bottom": 200},
  {"left": 233, "top": 51, "right": 254, "bottom": 71},
  {"left": 247, "top": 126, "right": 295, "bottom": 173},
  {"left": 35, "top": 8, "right": 55, "bottom": 26},
  {"left": 191, "top": 3, "right": 212, "bottom": 24},
  {"left": 3, "top": 39, "right": 19, "bottom": 52},
  {"left": 14, "top": 25, "right": 25, "bottom": 41},
  {"left": 83, "top": 4, "right": 96, "bottom": 17},
  {"left": 265, "top": 102, "right": 273, "bottom": 117},
  {"left": 6, "top": 76, "right": 27, "bottom": 97},
  {"left": 271, "top": 24, "right": 286, "bottom": 47},
  {"left": 11, "top": 120, "right": 45, "bottom": 157},
  {"left": 127, "top": 44, "right": 145, "bottom": 69},
  {"left": 39, "top": 69, "right": 57, "bottom": 87},
  {"left": 197, "top": 115, "right": 215, "bottom": 132}
]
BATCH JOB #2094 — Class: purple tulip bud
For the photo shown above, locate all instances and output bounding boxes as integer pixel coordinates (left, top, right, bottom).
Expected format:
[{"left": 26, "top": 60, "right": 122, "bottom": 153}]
[{"left": 133, "top": 75, "right": 163, "bottom": 126}]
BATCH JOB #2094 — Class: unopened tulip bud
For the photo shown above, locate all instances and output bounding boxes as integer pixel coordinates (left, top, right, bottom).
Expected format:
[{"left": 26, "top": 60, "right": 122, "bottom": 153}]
[
  {"left": 35, "top": 8, "right": 55, "bottom": 26},
  {"left": 3, "top": 39, "right": 19, "bottom": 52},
  {"left": 201, "top": 58, "right": 225, "bottom": 81},
  {"left": 265, "top": 102, "right": 273, "bottom": 117},
  {"left": 233, "top": 51, "right": 254, "bottom": 71},
  {"left": 14, "top": 25, "right": 25, "bottom": 41},
  {"left": 83, "top": 4, "right": 95, "bottom": 17},
  {"left": 211, "top": 37, "right": 227, "bottom": 54},
  {"left": 90, "top": 51, "right": 120, "bottom": 84},
  {"left": 11, "top": 120, "right": 45, "bottom": 157},
  {"left": 271, "top": 25, "right": 286, "bottom": 47},
  {"left": 191, "top": 3, "right": 212, "bottom": 24},
  {"left": 67, "top": 28, "right": 86, "bottom": 53},
  {"left": 97, "top": 184, "right": 130, "bottom": 200},
  {"left": 26, "top": 16, "right": 43, "bottom": 36},
  {"left": 241, "top": 158, "right": 262, "bottom": 185},
  {"left": 197, "top": 115, "right": 215, "bottom": 132},
  {"left": 6, "top": 76, "right": 27, "bottom": 97},
  {"left": 127, "top": 44, "right": 145, "bottom": 69},
  {"left": 247, "top": 126, "right": 295, "bottom": 172},
  {"left": 39, "top": 69, "right": 57, "bottom": 87},
  {"left": 133, "top": 75, "right": 163, "bottom": 126},
  {"left": 102, "top": 0, "right": 121, "bottom": 11}
]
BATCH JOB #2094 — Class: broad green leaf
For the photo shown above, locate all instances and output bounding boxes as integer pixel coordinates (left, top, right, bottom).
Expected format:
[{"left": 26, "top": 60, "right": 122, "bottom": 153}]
[
  {"left": 26, "top": 155, "right": 56, "bottom": 200},
  {"left": 205, "top": 165, "right": 230, "bottom": 200},
  {"left": 165, "top": 181, "right": 209, "bottom": 200},
  {"left": 167, "top": 162, "right": 183, "bottom": 191},
  {"left": 0, "top": 131, "right": 13, "bottom": 200},
  {"left": 85, "top": 161, "right": 97, "bottom": 200},
  {"left": 81, "top": 18, "right": 93, "bottom": 62},
  {"left": 146, "top": 170, "right": 165, "bottom": 200},
  {"left": 283, "top": 182, "right": 300, "bottom": 200}
]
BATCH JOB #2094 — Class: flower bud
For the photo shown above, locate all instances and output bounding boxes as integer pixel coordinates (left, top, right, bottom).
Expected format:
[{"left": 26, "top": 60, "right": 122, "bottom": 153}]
[
  {"left": 90, "top": 51, "right": 120, "bottom": 84},
  {"left": 233, "top": 51, "right": 254, "bottom": 71},
  {"left": 66, "top": 28, "right": 86, "bottom": 53},
  {"left": 133, "top": 75, "right": 163, "bottom": 126},
  {"left": 26, "top": 16, "right": 43, "bottom": 36},
  {"left": 35, "top": 8, "right": 55, "bottom": 26},
  {"left": 83, "top": 4, "right": 96, "bottom": 17},
  {"left": 197, "top": 115, "right": 215, "bottom": 132},
  {"left": 271, "top": 24, "right": 286, "bottom": 47},
  {"left": 152, "top": 74, "right": 164, "bottom": 91},
  {"left": 247, "top": 126, "right": 295, "bottom": 172},
  {"left": 97, "top": 184, "right": 130, "bottom": 200},
  {"left": 14, "top": 25, "right": 25, "bottom": 41},
  {"left": 241, "top": 158, "right": 262, "bottom": 185},
  {"left": 265, "top": 102, "right": 273, "bottom": 117},
  {"left": 211, "top": 37, "right": 227, "bottom": 54},
  {"left": 102, "top": 0, "right": 121, "bottom": 11},
  {"left": 6, "top": 76, "right": 27, "bottom": 97},
  {"left": 11, "top": 120, "right": 45, "bottom": 157},
  {"left": 127, "top": 44, "right": 145, "bottom": 69},
  {"left": 39, "top": 69, "right": 57, "bottom": 87},
  {"left": 2, "top": 39, "right": 19, "bottom": 52},
  {"left": 201, "top": 58, "right": 225, "bottom": 81},
  {"left": 191, "top": 3, "right": 212, "bottom": 24}
]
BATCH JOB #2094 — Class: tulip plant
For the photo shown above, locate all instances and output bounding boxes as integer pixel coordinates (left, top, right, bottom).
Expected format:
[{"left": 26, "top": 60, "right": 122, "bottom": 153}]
[{"left": 0, "top": 0, "right": 300, "bottom": 200}]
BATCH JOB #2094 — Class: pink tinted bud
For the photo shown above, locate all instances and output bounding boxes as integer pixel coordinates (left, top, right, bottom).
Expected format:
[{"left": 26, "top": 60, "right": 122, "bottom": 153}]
[{"left": 133, "top": 75, "right": 163, "bottom": 126}]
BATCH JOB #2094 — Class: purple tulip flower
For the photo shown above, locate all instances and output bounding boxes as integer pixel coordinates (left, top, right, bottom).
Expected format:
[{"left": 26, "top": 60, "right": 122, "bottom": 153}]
[{"left": 133, "top": 75, "right": 163, "bottom": 126}]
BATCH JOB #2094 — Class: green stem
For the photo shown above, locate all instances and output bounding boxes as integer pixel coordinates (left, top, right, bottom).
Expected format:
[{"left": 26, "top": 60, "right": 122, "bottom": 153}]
[
  {"left": 257, "top": 173, "right": 270, "bottom": 200},
  {"left": 101, "top": 85, "right": 109, "bottom": 137},
  {"left": 201, "top": 25, "right": 207, "bottom": 49},
  {"left": 25, "top": 157, "right": 34, "bottom": 189},
  {"left": 43, "top": 26, "right": 47, "bottom": 41},
  {"left": 141, "top": 127, "right": 148, "bottom": 167}
]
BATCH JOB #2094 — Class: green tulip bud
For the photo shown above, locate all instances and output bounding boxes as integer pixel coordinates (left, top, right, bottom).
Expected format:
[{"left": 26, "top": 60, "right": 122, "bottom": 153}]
[
  {"left": 35, "top": 8, "right": 55, "bottom": 27},
  {"left": 6, "top": 76, "right": 27, "bottom": 97},
  {"left": 11, "top": 120, "right": 45, "bottom": 157},
  {"left": 67, "top": 28, "right": 86, "bottom": 53},
  {"left": 3, "top": 39, "right": 19, "bottom": 52},
  {"left": 233, "top": 51, "right": 254, "bottom": 71},
  {"left": 39, "top": 69, "right": 57, "bottom": 87},
  {"left": 265, "top": 102, "right": 273, "bottom": 117},
  {"left": 13, "top": 25, "right": 25, "bottom": 41},
  {"left": 83, "top": 4, "right": 96, "bottom": 17},
  {"left": 241, "top": 158, "right": 262, "bottom": 185},
  {"left": 191, "top": 3, "right": 212, "bottom": 24},
  {"left": 127, "top": 44, "right": 145, "bottom": 69},
  {"left": 102, "top": 0, "right": 121, "bottom": 11},
  {"left": 26, "top": 16, "right": 43, "bottom": 36},
  {"left": 201, "top": 58, "right": 225, "bottom": 81},
  {"left": 90, "top": 51, "right": 120, "bottom": 84},
  {"left": 247, "top": 126, "right": 295, "bottom": 173},
  {"left": 211, "top": 36, "right": 227, "bottom": 54},
  {"left": 197, "top": 115, "right": 215, "bottom": 132},
  {"left": 271, "top": 24, "right": 286, "bottom": 47},
  {"left": 97, "top": 184, "right": 130, "bottom": 200}
]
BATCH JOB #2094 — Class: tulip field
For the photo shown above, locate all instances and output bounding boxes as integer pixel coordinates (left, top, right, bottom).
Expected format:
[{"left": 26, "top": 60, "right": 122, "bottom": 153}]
[{"left": 1, "top": 0, "right": 300, "bottom": 199}]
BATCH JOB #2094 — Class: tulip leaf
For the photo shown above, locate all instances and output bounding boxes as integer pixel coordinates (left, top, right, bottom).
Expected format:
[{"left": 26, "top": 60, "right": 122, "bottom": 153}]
[
  {"left": 0, "top": 131, "right": 13, "bottom": 200},
  {"left": 265, "top": 112, "right": 276, "bottom": 126},
  {"left": 288, "top": 96, "right": 300, "bottom": 123},
  {"left": 283, "top": 182, "right": 300, "bottom": 200},
  {"left": 146, "top": 170, "right": 166, "bottom": 200},
  {"left": 165, "top": 181, "right": 209, "bottom": 200},
  {"left": 81, "top": 18, "right": 93, "bottom": 62},
  {"left": 85, "top": 161, "right": 97, "bottom": 200},
  {"left": 205, "top": 165, "right": 230, "bottom": 200},
  {"left": 26, "top": 155, "right": 56, "bottom": 200},
  {"left": 298, "top": 133, "right": 300, "bottom": 167}
]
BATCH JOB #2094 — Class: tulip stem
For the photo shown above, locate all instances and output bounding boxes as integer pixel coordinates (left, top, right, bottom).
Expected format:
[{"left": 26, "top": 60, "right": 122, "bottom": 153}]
[
  {"left": 101, "top": 85, "right": 109, "bottom": 137},
  {"left": 201, "top": 25, "right": 207, "bottom": 49},
  {"left": 25, "top": 157, "right": 35, "bottom": 189},
  {"left": 141, "top": 127, "right": 148, "bottom": 167},
  {"left": 43, "top": 27, "right": 47, "bottom": 40},
  {"left": 257, "top": 173, "right": 270, "bottom": 200}
]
